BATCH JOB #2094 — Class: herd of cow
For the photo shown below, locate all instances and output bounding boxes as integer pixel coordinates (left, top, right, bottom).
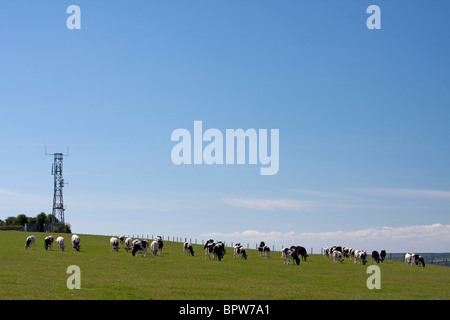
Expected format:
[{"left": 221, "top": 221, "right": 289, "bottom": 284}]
[
  {"left": 25, "top": 234, "right": 80, "bottom": 252},
  {"left": 110, "top": 235, "right": 164, "bottom": 257},
  {"left": 322, "top": 246, "right": 385, "bottom": 265},
  {"left": 23, "top": 234, "right": 426, "bottom": 267}
]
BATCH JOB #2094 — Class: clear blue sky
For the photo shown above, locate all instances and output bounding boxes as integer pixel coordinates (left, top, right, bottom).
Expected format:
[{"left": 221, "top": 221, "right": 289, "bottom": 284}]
[{"left": 1, "top": 1, "right": 449, "bottom": 252}]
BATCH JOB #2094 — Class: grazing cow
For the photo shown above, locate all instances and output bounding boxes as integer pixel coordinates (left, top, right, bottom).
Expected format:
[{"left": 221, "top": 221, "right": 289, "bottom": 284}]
[
  {"left": 71, "top": 234, "right": 80, "bottom": 251},
  {"left": 110, "top": 237, "right": 119, "bottom": 252},
  {"left": 348, "top": 248, "right": 355, "bottom": 259},
  {"left": 25, "top": 235, "right": 36, "bottom": 250},
  {"left": 155, "top": 236, "right": 164, "bottom": 254},
  {"left": 413, "top": 254, "right": 426, "bottom": 268},
  {"left": 290, "top": 246, "right": 308, "bottom": 261},
  {"left": 288, "top": 249, "right": 300, "bottom": 265},
  {"left": 372, "top": 251, "right": 380, "bottom": 264},
  {"left": 132, "top": 240, "right": 144, "bottom": 257},
  {"left": 380, "top": 250, "right": 386, "bottom": 262},
  {"left": 183, "top": 242, "right": 195, "bottom": 256},
  {"left": 233, "top": 243, "right": 247, "bottom": 260},
  {"left": 343, "top": 247, "right": 350, "bottom": 258},
  {"left": 119, "top": 235, "right": 125, "bottom": 245},
  {"left": 281, "top": 247, "right": 292, "bottom": 264},
  {"left": 44, "top": 236, "right": 54, "bottom": 251},
  {"left": 213, "top": 242, "right": 226, "bottom": 261},
  {"left": 354, "top": 250, "right": 367, "bottom": 265},
  {"left": 258, "top": 242, "right": 266, "bottom": 257},
  {"left": 140, "top": 240, "right": 149, "bottom": 257},
  {"left": 332, "top": 250, "right": 343, "bottom": 263},
  {"left": 405, "top": 252, "right": 414, "bottom": 265},
  {"left": 262, "top": 245, "right": 270, "bottom": 259},
  {"left": 124, "top": 237, "right": 133, "bottom": 253},
  {"left": 323, "top": 246, "right": 329, "bottom": 258},
  {"left": 150, "top": 239, "right": 159, "bottom": 256},
  {"left": 204, "top": 239, "right": 215, "bottom": 260},
  {"left": 56, "top": 236, "right": 65, "bottom": 251}
]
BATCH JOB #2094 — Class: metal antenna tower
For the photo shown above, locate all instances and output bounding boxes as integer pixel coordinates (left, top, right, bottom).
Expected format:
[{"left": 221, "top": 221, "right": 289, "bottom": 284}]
[{"left": 46, "top": 147, "right": 69, "bottom": 232}]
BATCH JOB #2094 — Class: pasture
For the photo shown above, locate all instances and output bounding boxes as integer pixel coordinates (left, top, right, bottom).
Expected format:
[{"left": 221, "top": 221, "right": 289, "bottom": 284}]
[{"left": 0, "top": 231, "right": 449, "bottom": 300}]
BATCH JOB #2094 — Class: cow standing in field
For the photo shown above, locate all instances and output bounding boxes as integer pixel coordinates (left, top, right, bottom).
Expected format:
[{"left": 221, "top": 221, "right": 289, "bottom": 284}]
[
  {"left": 288, "top": 249, "right": 300, "bottom": 265},
  {"left": 110, "top": 237, "right": 119, "bottom": 252},
  {"left": 156, "top": 236, "right": 164, "bottom": 254},
  {"left": 290, "top": 246, "right": 308, "bottom": 261},
  {"left": 262, "top": 245, "right": 270, "bottom": 259},
  {"left": 258, "top": 242, "right": 266, "bottom": 257},
  {"left": 25, "top": 235, "right": 35, "bottom": 250},
  {"left": 119, "top": 235, "right": 125, "bottom": 246},
  {"left": 372, "top": 251, "right": 380, "bottom": 264},
  {"left": 413, "top": 254, "right": 426, "bottom": 267},
  {"left": 56, "top": 236, "right": 65, "bottom": 251},
  {"left": 380, "top": 250, "right": 386, "bottom": 262},
  {"left": 132, "top": 240, "right": 143, "bottom": 257},
  {"left": 204, "top": 239, "right": 215, "bottom": 260},
  {"left": 281, "top": 247, "right": 292, "bottom": 264},
  {"left": 213, "top": 242, "right": 226, "bottom": 261},
  {"left": 140, "top": 240, "right": 149, "bottom": 257},
  {"left": 183, "top": 242, "right": 195, "bottom": 256},
  {"left": 323, "top": 247, "right": 329, "bottom": 258},
  {"left": 150, "top": 239, "right": 159, "bottom": 256},
  {"left": 405, "top": 253, "right": 414, "bottom": 265},
  {"left": 332, "top": 250, "right": 343, "bottom": 263},
  {"left": 44, "top": 236, "right": 54, "bottom": 251},
  {"left": 71, "top": 234, "right": 81, "bottom": 251},
  {"left": 124, "top": 237, "right": 132, "bottom": 253},
  {"left": 233, "top": 243, "right": 247, "bottom": 260},
  {"left": 354, "top": 250, "right": 367, "bottom": 265}
]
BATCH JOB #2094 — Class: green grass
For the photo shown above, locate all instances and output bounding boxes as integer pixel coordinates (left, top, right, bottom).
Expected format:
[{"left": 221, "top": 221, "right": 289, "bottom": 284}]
[{"left": 0, "top": 231, "right": 449, "bottom": 300}]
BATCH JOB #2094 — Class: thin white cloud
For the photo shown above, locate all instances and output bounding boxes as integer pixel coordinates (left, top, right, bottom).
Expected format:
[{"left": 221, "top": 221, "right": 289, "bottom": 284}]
[
  {"left": 221, "top": 197, "right": 315, "bottom": 212},
  {"left": 354, "top": 188, "right": 450, "bottom": 199}
]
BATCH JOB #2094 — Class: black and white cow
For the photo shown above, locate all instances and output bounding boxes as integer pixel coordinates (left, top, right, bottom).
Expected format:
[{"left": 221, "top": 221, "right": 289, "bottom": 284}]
[
  {"left": 25, "top": 235, "right": 35, "bottom": 250},
  {"left": 56, "top": 236, "right": 65, "bottom": 251},
  {"left": 141, "top": 240, "right": 149, "bottom": 257},
  {"left": 204, "top": 239, "right": 215, "bottom": 260},
  {"left": 44, "top": 235, "right": 54, "bottom": 251},
  {"left": 380, "top": 250, "right": 386, "bottom": 262},
  {"left": 258, "top": 242, "right": 266, "bottom": 257},
  {"left": 183, "top": 242, "right": 195, "bottom": 256},
  {"left": 119, "top": 235, "right": 125, "bottom": 246},
  {"left": 213, "top": 242, "right": 226, "bottom": 261},
  {"left": 290, "top": 246, "right": 308, "bottom": 261},
  {"left": 124, "top": 237, "right": 133, "bottom": 253},
  {"left": 281, "top": 247, "right": 292, "bottom": 264},
  {"left": 332, "top": 250, "right": 343, "bottom": 263},
  {"left": 156, "top": 236, "right": 164, "bottom": 254},
  {"left": 262, "top": 245, "right": 270, "bottom": 259},
  {"left": 372, "top": 251, "right": 380, "bottom": 264},
  {"left": 413, "top": 254, "right": 426, "bottom": 267},
  {"left": 110, "top": 237, "right": 119, "bottom": 252},
  {"left": 131, "top": 240, "right": 141, "bottom": 256},
  {"left": 288, "top": 249, "right": 300, "bottom": 265},
  {"left": 233, "top": 243, "right": 247, "bottom": 260},
  {"left": 71, "top": 234, "right": 81, "bottom": 251},
  {"left": 354, "top": 250, "right": 367, "bottom": 265},
  {"left": 150, "top": 239, "right": 159, "bottom": 256},
  {"left": 132, "top": 240, "right": 146, "bottom": 257},
  {"left": 330, "top": 246, "right": 343, "bottom": 256},
  {"left": 405, "top": 252, "right": 414, "bottom": 265},
  {"left": 323, "top": 246, "right": 329, "bottom": 258}
]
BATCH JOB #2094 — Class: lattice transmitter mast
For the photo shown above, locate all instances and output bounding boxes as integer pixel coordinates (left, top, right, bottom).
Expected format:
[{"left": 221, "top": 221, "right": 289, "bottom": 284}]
[{"left": 46, "top": 148, "right": 69, "bottom": 232}]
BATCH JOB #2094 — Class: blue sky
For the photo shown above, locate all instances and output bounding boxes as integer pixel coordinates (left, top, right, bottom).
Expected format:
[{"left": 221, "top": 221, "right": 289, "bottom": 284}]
[{"left": 0, "top": 1, "right": 449, "bottom": 252}]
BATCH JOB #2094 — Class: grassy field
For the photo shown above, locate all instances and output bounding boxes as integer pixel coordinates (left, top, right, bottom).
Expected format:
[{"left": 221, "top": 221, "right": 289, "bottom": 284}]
[{"left": 0, "top": 231, "right": 449, "bottom": 300}]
